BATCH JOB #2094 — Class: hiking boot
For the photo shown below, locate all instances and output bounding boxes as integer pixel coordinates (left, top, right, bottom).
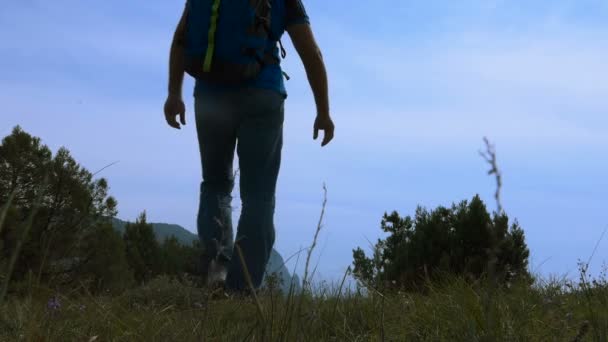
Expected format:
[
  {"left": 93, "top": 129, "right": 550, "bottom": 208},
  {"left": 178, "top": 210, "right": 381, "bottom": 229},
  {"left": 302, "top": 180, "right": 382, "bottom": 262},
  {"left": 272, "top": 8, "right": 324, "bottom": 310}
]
[{"left": 206, "top": 259, "right": 228, "bottom": 288}]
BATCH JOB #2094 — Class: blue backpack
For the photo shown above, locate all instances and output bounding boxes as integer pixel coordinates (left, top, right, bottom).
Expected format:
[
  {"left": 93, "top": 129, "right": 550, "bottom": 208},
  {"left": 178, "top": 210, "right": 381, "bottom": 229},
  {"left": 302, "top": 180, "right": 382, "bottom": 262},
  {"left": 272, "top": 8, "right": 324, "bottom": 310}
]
[{"left": 184, "top": 0, "right": 282, "bottom": 85}]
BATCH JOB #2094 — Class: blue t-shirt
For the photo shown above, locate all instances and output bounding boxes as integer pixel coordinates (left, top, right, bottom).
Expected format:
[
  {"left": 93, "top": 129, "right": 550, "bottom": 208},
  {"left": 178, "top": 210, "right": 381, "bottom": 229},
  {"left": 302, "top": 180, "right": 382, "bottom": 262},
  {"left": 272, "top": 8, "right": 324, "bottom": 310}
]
[{"left": 194, "top": 0, "right": 309, "bottom": 99}]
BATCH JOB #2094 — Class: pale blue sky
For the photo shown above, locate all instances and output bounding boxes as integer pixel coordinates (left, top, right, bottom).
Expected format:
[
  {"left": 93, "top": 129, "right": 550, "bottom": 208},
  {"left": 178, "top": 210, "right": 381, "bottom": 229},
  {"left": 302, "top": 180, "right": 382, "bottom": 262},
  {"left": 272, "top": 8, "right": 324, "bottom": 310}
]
[{"left": 2, "top": 0, "right": 607, "bottom": 284}]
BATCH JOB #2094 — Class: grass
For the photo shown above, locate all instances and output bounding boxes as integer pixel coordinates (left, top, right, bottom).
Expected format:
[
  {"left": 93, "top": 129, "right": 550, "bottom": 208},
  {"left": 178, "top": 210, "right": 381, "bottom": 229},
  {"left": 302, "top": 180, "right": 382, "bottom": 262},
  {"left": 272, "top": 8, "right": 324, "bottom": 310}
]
[{"left": 0, "top": 272, "right": 607, "bottom": 341}]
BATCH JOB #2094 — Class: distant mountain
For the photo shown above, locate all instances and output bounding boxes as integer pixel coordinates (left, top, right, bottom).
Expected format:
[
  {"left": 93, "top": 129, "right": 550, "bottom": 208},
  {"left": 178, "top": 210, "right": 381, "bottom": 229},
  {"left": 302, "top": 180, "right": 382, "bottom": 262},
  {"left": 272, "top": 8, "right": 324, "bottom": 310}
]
[
  {"left": 111, "top": 217, "right": 301, "bottom": 292},
  {"left": 265, "top": 248, "right": 302, "bottom": 293},
  {"left": 111, "top": 218, "right": 197, "bottom": 246}
]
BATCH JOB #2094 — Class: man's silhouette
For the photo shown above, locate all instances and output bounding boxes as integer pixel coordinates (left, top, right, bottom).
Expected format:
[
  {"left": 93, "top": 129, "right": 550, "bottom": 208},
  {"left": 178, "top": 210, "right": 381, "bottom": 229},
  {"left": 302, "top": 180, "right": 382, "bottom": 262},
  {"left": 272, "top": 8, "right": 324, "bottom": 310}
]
[{"left": 163, "top": 0, "right": 334, "bottom": 293}]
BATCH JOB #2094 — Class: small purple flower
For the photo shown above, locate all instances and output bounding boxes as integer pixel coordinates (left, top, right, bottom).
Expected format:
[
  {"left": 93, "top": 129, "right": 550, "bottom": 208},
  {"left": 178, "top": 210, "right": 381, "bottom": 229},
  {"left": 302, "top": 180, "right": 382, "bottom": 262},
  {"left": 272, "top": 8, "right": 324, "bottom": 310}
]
[{"left": 47, "top": 295, "right": 61, "bottom": 313}]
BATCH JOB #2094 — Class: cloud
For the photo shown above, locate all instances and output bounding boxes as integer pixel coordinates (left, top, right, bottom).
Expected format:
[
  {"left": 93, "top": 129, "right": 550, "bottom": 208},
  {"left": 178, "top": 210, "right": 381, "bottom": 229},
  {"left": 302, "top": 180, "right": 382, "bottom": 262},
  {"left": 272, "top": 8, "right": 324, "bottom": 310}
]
[
  {"left": 327, "top": 25, "right": 608, "bottom": 104},
  {"left": 293, "top": 13, "right": 608, "bottom": 154}
]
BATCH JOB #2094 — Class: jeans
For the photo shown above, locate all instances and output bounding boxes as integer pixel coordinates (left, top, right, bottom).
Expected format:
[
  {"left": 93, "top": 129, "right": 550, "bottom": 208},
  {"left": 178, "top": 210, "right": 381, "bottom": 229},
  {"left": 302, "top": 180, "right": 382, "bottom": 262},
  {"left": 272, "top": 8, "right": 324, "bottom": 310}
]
[{"left": 194, "top": 87, "right": 284, "bottom": 291}]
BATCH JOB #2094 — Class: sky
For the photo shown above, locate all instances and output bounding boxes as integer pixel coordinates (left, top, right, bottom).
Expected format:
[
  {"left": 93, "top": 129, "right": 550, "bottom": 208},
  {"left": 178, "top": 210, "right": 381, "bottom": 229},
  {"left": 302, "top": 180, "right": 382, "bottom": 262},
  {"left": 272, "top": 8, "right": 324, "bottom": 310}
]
[{"left": 1, "top": 0, "right": 607, "bottom": 285}]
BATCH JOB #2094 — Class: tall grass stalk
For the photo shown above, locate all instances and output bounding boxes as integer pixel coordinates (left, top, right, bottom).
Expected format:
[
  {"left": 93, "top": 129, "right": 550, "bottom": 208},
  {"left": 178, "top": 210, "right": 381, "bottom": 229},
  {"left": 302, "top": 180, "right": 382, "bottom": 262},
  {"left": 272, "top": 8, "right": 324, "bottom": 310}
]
[
  {"left": 480, "top": 136, "right": 503, "bottom": 215},
  {"left": 0, "top": 178, "right": 47, "bottom": 304},
  {"left": 234, "top": 242, "right": 265, "bottom": 323},
  {"left": 331, "top": 266, "right": 351, "bottom": 319},
  {"left": 302, "top": 183, "right": 327, "bottom": 292},
  {"left": 0, "top": 191, "right": 16, "bottom": 238},
  {"left": 575, "top": 225, "right": 608, "bottom": 342},
  {"left": 480, "top": 137, "right": 502, "bottom": 338}
]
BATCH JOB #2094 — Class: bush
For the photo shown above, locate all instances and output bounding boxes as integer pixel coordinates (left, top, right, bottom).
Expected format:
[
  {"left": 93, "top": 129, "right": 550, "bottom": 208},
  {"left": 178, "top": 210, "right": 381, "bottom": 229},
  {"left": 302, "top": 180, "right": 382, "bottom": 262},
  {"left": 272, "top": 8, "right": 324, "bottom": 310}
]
[{"left": 352, "top": 195, "right": 531, "bottom": 291}]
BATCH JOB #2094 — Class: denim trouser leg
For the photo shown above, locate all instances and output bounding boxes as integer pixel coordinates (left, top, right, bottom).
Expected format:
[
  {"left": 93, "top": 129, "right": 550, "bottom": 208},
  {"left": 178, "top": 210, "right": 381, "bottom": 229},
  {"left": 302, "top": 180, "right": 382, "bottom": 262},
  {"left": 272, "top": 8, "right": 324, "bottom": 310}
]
[
  {"left": 195, "top": 93, "right": 237, "bottom": 271},
  {"left": 227, "top": 90, "right": 284, "bottom": 291},
  {"left": 194, "top": 88, "right": 284, "bottom": 291}
]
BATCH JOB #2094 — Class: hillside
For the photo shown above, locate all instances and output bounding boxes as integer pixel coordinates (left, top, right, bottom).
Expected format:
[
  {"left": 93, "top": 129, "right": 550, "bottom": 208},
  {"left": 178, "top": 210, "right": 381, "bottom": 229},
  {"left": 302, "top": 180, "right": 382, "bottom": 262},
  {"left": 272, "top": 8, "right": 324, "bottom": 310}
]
[{"left": 111, "top": 218, "right": 197, "bottom": 246}]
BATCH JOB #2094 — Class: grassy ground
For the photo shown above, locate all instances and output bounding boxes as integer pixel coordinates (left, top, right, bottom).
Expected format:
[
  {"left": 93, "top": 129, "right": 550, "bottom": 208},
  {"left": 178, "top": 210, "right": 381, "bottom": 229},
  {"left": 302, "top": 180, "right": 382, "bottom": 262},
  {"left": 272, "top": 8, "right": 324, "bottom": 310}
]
[{"left": 1, "top": 272, "right": 607, "bottom": 341}]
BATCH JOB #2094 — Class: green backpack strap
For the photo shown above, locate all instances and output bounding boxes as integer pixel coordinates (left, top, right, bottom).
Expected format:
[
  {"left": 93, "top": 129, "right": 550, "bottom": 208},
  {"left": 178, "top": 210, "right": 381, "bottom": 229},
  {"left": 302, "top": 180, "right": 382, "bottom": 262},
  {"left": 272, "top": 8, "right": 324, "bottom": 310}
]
[{"left": 203, "top": 0, "right": 222, "bottom": 72}]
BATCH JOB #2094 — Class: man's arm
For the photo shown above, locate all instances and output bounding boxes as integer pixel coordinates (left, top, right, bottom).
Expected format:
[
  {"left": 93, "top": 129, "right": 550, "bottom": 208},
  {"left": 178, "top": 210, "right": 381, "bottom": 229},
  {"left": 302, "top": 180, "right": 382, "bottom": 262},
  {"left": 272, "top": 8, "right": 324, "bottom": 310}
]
[
  {"left": 164, "top": 6, "right": 188, "bottom": 129},
  {"left": 287, "top": 24, "right": 334, "bottom": 147},
  {"left": 168, "top": 7, "right": 187, "bottom": 97}
]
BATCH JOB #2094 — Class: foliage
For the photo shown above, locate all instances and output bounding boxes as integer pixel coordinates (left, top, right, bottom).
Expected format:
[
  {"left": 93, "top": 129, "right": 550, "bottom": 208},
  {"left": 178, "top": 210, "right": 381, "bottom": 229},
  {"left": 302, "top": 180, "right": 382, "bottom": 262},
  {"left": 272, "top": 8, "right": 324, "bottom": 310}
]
[
  {"left": 123, "top": 212, "right": 164, "bottom": 285},
  {"left": 121, "top": 212, "right": 205, "bottom": 285},
  {"left": 77, "top": 222, "right": 134, "bottom": 294},
  {"left": 352, "top": 195, "right": 531, "bottom": 291},
  {"left": 0, "top": 126, "right": 119, "bottom": 291},
  {"left": 161, "top": 236, "right": 203, "bottom": 279}
]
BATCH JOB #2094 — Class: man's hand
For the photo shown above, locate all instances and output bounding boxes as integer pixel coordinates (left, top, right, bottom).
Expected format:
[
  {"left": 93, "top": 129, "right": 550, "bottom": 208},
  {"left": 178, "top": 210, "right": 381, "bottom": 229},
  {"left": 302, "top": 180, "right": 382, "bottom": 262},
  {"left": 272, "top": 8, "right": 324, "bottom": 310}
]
[
  {"left": 164, "top": 95, "right": 186, "bottom": 129},
  {"left": 313, "top": 114, "right": 334, "bottom": 147}
]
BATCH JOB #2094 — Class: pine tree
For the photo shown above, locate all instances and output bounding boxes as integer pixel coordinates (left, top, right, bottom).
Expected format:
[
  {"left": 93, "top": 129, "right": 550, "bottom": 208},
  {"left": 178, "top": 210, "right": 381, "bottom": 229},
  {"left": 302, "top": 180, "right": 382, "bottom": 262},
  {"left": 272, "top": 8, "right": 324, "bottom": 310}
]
[
  {"left": 123, "top": 212, "right": 163, "bottom": 284},
  {"left": 0, "top": 126, "right": 118, "bottom": 288}
]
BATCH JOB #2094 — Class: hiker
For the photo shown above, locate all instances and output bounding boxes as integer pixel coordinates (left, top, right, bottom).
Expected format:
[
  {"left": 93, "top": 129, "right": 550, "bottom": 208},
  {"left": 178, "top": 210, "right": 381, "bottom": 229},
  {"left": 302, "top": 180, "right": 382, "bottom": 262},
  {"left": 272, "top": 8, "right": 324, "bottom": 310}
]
[{"left": 163, "top": 0, "right": 334, "bottom": 293}]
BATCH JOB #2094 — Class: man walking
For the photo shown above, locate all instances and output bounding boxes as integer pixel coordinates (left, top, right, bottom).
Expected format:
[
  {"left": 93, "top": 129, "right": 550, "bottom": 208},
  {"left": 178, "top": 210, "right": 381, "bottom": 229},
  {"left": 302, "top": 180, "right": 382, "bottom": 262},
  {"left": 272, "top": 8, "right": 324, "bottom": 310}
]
[{"left": 163, "top": 0, "right": 334, "bottom": 293}]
